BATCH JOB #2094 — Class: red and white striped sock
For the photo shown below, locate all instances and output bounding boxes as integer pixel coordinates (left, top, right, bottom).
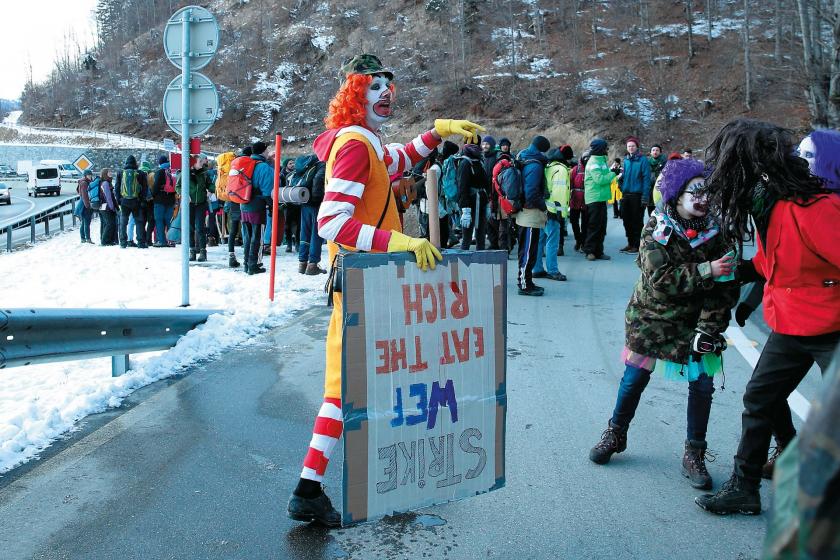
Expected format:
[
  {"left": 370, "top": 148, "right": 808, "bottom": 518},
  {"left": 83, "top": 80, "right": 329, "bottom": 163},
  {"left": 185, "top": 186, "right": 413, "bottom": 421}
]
[{"left": 300, "top": 397, "right": 343, "bottom": 482}]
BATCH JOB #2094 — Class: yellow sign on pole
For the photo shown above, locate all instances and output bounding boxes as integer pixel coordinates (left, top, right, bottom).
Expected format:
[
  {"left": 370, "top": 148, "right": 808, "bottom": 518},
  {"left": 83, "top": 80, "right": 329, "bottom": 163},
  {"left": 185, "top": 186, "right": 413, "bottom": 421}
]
[{"left": 73, "top": 154, "right": 93, "bottom": 173}]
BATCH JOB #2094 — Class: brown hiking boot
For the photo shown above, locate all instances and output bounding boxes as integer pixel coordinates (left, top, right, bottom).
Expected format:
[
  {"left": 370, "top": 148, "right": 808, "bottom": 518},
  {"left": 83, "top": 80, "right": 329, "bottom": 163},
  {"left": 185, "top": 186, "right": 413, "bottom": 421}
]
[
  {"left": 681, "top": 439, "right": 714, "bottom": 490},
  {"left": 589, "top": 421, "right": 627, "bottom": 465},
  {"left": 762, "top": 444, "right": 785, "bottom": 480},
  {"left": 305, "top": 263, "right": 327, "bottom": 275},
  {"left": 298, "top": 261, "right": 307, "bottom": 274}
]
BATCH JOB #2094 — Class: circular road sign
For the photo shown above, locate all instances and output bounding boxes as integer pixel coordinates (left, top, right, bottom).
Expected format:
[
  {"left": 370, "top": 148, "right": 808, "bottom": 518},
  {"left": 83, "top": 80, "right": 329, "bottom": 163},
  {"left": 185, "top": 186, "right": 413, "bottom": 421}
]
[
  {"left": 164, "top": 5, "right": 219, "bottom": 71},
  {"left": 163, "top": 72, "right": 220, "bottom": 137}
]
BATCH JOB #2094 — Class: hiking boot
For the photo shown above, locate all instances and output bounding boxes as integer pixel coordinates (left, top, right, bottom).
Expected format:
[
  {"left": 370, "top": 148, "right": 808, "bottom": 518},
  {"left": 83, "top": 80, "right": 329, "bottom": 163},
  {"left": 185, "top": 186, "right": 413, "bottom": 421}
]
[
  {"left": 287, "top": 488, "right": 341, "bottom": 528},
  {"left": 589, "top": 421, "right": 627, "bottom": 465},
  {"left": 120, "top": 243, "right": 127, "bottom": 249},
  {"left": 128, "top": 241, "right": 137, "bottom": 247},
  {"left": 532, "top": 271, "right": 548, "bottom": 279},
  {"left": 137, "top": 244, "right": 149, "bottom": 249},
  {"left": 619, "top": 245, "right": 633, "bottom": 253},
  {"left": 228, "top": 254, "right": 240, "bottom": 268},
  {"left": 695, "top": 474, "right": 761, "bottom": 515},
  {"left": 247, "top": 265, "right": 266, "bottom": 275},
  {"left": 189, "top": 250, "right": 197, "bottom": 262},
  {"left": 298, "top": 261, "right": 307, "bottom": 274},
  {"left": 547, "top": 272, "right": 567, "bottom": 281},
  {"left": 305, "top": 263, "right": 328, "bottom": 275},
  {"left": 153, "top": 242, "right": 166, "bottom": 248},
  {"left": 625, "top": 246, "right": 639, "bottom": 254},
  {"left": 207, "top": 236, "right": 218, "bottom": 247},
  {"left": 681, "top": 440, "right": 714, "bottom": 490},
  {"left": 762, "top": 444, "right": 785, "bottom": 480},
  {"left": 197, "top": 249, "right": 207, "bottom": 262}
]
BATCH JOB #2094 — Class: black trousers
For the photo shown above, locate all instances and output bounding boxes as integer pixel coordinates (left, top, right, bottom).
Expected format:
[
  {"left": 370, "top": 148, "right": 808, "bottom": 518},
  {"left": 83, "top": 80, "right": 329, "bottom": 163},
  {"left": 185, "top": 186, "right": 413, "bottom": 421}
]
[
  {"left": 583, "top": 201, "right": 607, "bottom": 257},
  {"left": 100, "top": 209, "right": 117, "bottom": 245},
  {"left": 569, "top": 207, "right": 587, "bottom": 246},
  {"left": 488, "top": 215, "right": 513, "bottom": 252},
  {"left": 517, "top": 226, "right": 541, "bottom": 288},
  {"left": 460, "top": 194, "right": 488, "bottom": 251},
  {"left": 734, "top": 330, "right": 840, "bottom": 483},
  {"left": 119, "top": 199, "right": 145, "bottom": 247},
  {"left": 621, "top": 193, "right": 644, "bottom": 248}
]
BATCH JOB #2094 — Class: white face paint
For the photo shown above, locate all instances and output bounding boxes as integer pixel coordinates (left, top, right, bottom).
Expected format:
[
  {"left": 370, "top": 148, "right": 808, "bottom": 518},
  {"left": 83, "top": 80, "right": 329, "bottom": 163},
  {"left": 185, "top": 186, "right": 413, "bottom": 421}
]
[
  {"left": 364, "top": 75, "right": 393, "bottom": 131},
  {"left": 798, "top": 136, "right": 816, "bottom": 171},
  {"left": 677, "top": 177, "right": 708, "bottom": 219}
]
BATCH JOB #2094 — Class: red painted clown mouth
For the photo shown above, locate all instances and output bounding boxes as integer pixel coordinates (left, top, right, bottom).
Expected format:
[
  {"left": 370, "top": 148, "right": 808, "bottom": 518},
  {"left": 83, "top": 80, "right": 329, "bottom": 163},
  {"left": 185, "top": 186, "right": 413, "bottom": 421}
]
[{"left": 373, "top": 100, "right": 392, "bottom": 117}]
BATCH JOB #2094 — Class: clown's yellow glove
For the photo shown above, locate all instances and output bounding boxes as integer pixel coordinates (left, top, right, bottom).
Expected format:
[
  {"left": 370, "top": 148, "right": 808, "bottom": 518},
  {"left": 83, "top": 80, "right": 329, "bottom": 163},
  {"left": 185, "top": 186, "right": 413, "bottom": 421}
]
[
  {"left": 434, "top": 119, "right": 486, "bottom": 144},
  {"left": 387, "top": 231, "right": 443, "bottom": 271}
]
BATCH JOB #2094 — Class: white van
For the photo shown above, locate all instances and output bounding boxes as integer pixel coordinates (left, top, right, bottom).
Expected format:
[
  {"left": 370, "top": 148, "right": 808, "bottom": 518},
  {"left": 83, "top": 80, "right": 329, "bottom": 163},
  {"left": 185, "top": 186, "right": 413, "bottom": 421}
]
[
  {"left": 27, "top": 164, "right": 62, "bottom": 197},
  {"left": 40, "top": 160, "right": 81, "bottom": 181}
]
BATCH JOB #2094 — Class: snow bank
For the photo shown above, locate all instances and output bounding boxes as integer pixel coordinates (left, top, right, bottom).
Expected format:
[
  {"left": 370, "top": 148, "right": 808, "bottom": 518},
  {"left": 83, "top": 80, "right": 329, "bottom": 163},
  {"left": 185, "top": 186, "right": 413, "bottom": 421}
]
[{"left": 0, "top": 225, "right": 325, "bottom": 474}]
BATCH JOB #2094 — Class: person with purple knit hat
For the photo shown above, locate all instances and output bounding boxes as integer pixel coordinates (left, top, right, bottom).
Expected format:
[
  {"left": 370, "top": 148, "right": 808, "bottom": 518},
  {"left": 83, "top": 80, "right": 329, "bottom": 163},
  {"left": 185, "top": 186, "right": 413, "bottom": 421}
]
[{"left": 588, "top": 158, "right": 740, "bottom": 491}]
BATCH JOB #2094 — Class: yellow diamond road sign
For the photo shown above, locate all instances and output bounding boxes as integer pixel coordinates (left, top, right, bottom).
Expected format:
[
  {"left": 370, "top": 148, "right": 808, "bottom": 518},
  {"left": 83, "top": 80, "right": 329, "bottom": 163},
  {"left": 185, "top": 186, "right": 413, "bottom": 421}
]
[{"left": 73, "top": 154, "right": 93, "bottom": 173}]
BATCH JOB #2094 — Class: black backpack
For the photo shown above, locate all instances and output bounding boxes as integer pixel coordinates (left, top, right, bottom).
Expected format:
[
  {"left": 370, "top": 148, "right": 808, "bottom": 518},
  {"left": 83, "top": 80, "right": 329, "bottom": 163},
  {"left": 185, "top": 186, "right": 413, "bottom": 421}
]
[{"left": 289, "top": 161, "right": 321, "bottom": 202}]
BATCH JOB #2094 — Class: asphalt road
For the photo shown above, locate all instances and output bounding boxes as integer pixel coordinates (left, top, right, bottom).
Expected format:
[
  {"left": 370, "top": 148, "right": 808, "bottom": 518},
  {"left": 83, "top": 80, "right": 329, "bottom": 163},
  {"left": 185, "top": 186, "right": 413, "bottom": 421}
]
[
  {"left": 0, "top": 220, "right": 811, "bottom": 559},
  {"left": 0, "top": 178, "right": 79, "bottom": 250}
]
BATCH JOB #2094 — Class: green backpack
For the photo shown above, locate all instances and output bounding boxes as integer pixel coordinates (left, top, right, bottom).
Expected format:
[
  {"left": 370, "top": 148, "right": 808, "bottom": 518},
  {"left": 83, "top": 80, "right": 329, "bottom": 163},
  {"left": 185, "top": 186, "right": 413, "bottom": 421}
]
[{"left": 121, "top": 169, "right": 141, "bottom": 199}]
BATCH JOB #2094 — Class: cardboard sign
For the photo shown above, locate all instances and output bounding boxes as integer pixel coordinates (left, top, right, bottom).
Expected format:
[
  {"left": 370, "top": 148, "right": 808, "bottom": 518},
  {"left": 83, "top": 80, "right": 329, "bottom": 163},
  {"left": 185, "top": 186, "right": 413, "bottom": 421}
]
[{"left": 341, "top": 250, "right": 507, "bottom": 525}]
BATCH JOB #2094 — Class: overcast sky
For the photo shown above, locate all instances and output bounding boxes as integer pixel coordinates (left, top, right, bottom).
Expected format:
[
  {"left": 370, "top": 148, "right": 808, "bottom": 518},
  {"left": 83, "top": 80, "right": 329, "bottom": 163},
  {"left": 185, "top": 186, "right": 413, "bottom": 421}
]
[{"left": 0, "top": 0, "right": 98, "bottom": 100}]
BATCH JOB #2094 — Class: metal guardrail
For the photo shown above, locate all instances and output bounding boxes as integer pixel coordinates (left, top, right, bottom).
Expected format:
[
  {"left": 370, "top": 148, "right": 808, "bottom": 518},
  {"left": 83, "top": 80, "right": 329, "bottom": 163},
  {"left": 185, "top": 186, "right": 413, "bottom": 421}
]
[
  {"left": 1, "top": 195, "right": 80, "bottom": 251},
  {"left": 0, "top": 308, "right": 217, "bottom": 376}
]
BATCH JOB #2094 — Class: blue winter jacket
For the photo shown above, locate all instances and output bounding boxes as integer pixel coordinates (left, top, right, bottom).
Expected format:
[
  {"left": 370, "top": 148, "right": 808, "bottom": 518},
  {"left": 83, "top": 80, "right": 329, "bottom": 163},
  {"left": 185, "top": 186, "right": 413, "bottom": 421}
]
[
  {"left": 621, "top": 153, "right": 652, "bottom": 201},
  {"left": 517, "top": 146, "right": 548, "bottom": 211},
  {"left": 241, "top": 155, "right": 275, "bottom": 214}
]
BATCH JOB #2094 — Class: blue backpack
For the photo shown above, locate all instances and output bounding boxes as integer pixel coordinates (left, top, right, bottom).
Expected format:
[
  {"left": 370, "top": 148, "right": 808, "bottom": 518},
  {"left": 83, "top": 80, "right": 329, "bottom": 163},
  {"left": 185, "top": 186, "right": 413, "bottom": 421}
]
[
  {"left": 87, "top": 177, "right": 101, "bottom": 206},
  {"left": 440, "top": 155, "right": 460, "bottom": 206}
]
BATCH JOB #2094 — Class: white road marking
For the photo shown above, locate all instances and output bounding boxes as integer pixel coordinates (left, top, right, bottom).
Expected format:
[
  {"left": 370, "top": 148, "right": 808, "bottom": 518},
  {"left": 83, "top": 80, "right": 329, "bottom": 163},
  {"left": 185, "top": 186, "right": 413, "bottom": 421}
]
[
  {"left": 0, "top": 194, "right": 37, "bottom": 227},
  {"left": 725, "top": 325, "right": 811, "bottom": 421}
]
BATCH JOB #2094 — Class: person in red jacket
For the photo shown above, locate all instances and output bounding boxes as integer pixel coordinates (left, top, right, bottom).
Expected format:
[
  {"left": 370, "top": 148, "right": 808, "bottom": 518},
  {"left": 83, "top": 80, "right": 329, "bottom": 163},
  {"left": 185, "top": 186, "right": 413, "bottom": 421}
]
[{"left": 695, "top": 118, "right": 840, "bottom": 515}]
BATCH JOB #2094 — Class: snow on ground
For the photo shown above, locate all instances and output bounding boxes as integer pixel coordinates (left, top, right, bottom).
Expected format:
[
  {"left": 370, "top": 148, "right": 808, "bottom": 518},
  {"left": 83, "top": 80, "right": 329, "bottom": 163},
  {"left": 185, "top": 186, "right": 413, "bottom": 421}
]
[
  {"left": 652, "top": 16, "right": 742, "bottom": 39},
  {"left": 0, "top": 117, "right": 164, "bottom": 150},
  {"left": 2, "top": 111, "right": 22, "bottom": 126},
  {"left": 0, "top": 223, "right": 325, "bottom": 474}
]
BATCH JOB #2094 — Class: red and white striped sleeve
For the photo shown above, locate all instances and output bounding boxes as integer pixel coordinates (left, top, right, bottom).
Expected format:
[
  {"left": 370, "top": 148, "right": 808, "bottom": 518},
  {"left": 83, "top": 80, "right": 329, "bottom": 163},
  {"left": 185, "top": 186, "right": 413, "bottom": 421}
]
[
  {"left": 383, "top": 131, "right": 439, "bottom": 176},
  {"left": 317, "top": 140, "right": 393, "bottom": 252}
]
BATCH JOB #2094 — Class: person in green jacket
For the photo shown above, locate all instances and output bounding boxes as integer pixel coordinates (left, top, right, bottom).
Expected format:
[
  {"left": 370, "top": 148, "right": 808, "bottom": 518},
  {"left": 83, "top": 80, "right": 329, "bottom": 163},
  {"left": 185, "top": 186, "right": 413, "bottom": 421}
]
[
  {"left": 175, "top": 154, "right": 214, "bottom": 262},
  {"left": 583, "top": 138, "right": 613, "bottom": 261},
  {"left": 533, "top": 148, "right": 570, "bottom": 280},
  {"left": 647, "top": 144, "right": 667, "bottom": 216}
]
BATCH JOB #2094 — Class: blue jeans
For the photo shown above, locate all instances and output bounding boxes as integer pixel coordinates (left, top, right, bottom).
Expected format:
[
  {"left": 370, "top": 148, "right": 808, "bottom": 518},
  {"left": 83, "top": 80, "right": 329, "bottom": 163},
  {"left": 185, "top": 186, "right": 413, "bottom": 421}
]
[
  {"left": 79, "top": 208, "right": 92, "bottom": 241},
  {"left": 532, "top": 215, "right": 560, "bottom": 275},
  {"left": 298, "top": 205, "right": 324, "bottom": 264},
  {"left": 154, "top": 202, "right": 174, "bottom": 245},
  {"left": 611, "top": 363, "right": 715, "bottom": 442}
]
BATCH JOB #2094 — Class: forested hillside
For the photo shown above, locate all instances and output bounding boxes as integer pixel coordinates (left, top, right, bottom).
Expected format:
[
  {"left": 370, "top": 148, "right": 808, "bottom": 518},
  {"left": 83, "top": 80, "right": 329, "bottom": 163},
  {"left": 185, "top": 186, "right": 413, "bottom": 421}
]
[{"left": 19, "top": 0, "right": 840, "bottom": 154}]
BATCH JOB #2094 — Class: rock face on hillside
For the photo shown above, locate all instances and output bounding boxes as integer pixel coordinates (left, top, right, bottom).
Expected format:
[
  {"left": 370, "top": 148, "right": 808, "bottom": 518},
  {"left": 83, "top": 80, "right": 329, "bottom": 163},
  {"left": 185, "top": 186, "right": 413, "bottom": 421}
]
[{"left": 21, "top": 0, "right": 813, "bottom": 156}]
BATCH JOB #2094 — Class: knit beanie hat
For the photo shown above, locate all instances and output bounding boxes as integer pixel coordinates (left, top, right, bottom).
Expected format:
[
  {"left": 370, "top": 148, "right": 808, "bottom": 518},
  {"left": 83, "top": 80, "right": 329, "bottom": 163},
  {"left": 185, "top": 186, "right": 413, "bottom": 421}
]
[
  {"left": 589, "top": 138, "right": 608, "bottom": 156},
  {"left": 140, "top": 161, "right": 153, "bottom": 172},
  {"left": 531, "top": 135, "right": 550, "bottom": 153},
  {"left": 441, "top": 140, "right": 460, "bottom": 159},
  {"left": 240, "top": 146, "right": 253, "bottom": 157},
  {"left": 560, "top": 144, "right": 574, "bottom": 160},
  {"left": 546, "top": 148, "right": 562, "bottom": 162},
  {"left": 498, "top": 137, "right": 512, "bottom": 148},
  {"left": 626, "top": 136, "right": 640, "bottom": 147},
  {"left": 658, "top": 159, "right": 705, "bottom": 205},
  {"left": 482, "top": 136, "right": 497, "bottom": 149},
  {"left": 252, "top": 141, "right": 268, "bottom": 156}
]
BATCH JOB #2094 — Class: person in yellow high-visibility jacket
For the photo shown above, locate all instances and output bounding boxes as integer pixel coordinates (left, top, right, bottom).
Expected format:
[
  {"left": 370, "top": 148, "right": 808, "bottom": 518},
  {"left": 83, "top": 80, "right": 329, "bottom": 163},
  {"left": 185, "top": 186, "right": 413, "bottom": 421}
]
[
  {"left": 286, "top": 54, "right": 484, "bottom": 528},
  {"left": 609, "top": 157, "right": 623, "bottom": 218}
]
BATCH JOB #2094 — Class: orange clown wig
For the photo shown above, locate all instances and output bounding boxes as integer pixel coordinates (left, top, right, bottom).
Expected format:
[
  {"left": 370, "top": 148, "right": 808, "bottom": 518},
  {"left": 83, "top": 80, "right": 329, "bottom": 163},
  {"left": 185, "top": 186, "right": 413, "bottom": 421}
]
[{"left": 324, "top": 74, "right": 395, "bottom": 130}]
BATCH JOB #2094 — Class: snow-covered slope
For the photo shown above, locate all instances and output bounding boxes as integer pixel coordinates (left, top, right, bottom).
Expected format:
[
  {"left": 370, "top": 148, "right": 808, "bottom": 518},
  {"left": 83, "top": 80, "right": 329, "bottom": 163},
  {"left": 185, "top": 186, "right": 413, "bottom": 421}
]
[{"left": 0, "top": 224, "right": 324, "bottom": 474}]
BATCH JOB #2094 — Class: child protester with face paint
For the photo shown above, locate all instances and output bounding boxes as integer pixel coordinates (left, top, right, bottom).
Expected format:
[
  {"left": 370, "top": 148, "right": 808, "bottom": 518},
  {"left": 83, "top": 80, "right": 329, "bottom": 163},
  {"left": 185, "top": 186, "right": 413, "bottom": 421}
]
[{"left": 588, "top": 158, "right": 740, "bottom": 490}]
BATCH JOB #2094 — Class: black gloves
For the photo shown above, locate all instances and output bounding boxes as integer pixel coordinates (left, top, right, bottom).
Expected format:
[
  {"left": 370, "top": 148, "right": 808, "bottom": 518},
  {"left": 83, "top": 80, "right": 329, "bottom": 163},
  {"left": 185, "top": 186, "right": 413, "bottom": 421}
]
[
  {"left": 690, "top": 329, "right": 727, "bottom": 362},
  {"left": 735, "top": 303, "right": 754, "bottom": 327},
  {"left": 737, "top": 259, "right": 762, "bottom": 284}
]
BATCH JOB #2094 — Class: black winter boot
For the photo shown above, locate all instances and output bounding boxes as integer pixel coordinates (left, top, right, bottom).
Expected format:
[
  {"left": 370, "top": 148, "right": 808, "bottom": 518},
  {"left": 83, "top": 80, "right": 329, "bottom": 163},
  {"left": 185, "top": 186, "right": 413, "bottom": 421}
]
[
  {"left": 589, "top": 421, "right": 627, "bottom": 465},
  {"left": 288, "top": 487, "right": 341, "bottom": 528},
  {"left": 228, "top": 253, "right": 240, "bottom": 268},
  {"left": 681, "top": 439, "right": 713, "bottom": 490},
  {"left": 189, "top": 249, "right": 197, "bottom": 261},
  {"left": 197, "top": 249, "right": 207, "bottom": 262},
  {"left": 695, "top": 473, "right": 761, "bottom": 515}
]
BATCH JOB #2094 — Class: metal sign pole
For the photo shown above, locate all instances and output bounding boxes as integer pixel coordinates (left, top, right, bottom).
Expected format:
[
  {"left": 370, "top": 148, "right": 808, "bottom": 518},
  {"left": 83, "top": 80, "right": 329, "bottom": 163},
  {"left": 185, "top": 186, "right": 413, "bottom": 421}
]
[{"left": 180, "top": 8, "right": 192, "bottom": 307}]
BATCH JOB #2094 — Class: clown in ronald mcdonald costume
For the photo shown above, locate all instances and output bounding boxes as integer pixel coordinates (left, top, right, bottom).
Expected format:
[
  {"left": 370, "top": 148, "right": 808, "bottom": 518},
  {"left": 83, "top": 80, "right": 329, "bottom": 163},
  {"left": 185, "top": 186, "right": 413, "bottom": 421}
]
[{"left": 287, "top": 54, "right": 484, "bottom": 527}]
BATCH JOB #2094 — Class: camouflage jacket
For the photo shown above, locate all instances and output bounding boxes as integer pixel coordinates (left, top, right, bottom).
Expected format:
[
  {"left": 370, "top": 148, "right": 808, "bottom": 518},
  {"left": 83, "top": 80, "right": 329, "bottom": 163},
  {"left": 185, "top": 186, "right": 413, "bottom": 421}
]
[{"left": 625, "top": 210, "right": 739, "bottom": 363}]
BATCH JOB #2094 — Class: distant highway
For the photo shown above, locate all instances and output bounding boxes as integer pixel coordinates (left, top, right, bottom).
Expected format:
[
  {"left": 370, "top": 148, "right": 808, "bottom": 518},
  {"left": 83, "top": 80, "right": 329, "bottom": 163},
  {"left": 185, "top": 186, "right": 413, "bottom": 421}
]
[{"left": 0, "top": 178, "right": 80, "bottom": 250}]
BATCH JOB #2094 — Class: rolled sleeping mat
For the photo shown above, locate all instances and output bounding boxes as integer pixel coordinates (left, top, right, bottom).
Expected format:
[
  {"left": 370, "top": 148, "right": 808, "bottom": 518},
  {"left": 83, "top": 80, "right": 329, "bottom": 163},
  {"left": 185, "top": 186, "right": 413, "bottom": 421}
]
[{"left": 277, "top": 187, "right": 309, "bottom": 204}]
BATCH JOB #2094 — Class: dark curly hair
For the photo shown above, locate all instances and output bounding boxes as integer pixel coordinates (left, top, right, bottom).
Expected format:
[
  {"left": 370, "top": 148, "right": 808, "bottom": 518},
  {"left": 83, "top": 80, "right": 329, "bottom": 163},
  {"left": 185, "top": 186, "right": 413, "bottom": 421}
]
[{"left": 703, "top": 118, "right": 825, "bottom": 248}]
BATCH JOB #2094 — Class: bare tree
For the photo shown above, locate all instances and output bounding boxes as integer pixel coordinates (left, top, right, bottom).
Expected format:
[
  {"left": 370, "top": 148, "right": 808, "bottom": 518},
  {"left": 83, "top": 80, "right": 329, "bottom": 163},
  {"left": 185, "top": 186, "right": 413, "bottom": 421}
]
[
  {"left": 687, "top": 0, "right": 695, "bottom": 59},
  {"left": 706, "top": 0, "right": 713, "bottom": 42},
  {"left": 795, "top": 0, "right": 840, "bottom": 127},
  {"left": 775, "top": 0, "right": 783, "bottom": 64}
]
